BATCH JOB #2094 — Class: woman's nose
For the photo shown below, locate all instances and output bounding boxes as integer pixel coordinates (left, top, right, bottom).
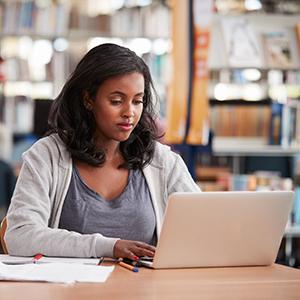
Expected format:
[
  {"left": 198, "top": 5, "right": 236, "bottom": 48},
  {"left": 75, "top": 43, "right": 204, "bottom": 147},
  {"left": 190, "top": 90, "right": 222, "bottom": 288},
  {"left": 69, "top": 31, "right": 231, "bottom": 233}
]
[{"left": 122, "top": 104, "right": 135, "bottom": 118}]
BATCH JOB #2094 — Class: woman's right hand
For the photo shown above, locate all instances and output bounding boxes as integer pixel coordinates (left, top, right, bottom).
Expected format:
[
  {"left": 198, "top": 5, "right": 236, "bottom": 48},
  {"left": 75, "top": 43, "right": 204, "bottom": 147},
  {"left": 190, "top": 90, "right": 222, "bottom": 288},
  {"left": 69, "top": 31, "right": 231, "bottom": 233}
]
[{"left": 113, "top": 239, "right": 156, "bottom": 260}]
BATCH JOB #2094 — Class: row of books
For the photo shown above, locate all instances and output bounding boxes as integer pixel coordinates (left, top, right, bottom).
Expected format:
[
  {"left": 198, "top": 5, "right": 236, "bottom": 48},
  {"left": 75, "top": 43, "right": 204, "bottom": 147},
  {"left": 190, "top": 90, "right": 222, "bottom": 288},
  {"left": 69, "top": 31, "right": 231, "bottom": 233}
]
[
  {"left": 1, "top": 50, "right": 169, "bottom": 98},
  {"left": 2, "top": 95, "right": 34, "bottom": 135},
  {"left": 210, "top": 105, "right": 271, "bottom": 138},
  {"left": 0, "top": 1, "right": 71, "bottom": 36},
  {"left": 0, "top": 52, "right": 169, "bottom": 130},
  {"left": 2, "top": 57, "right": 52, "bottom": 82},
  {"left": 109, "top": 4, "right": 170, "bottom": 38},
  {"left": 70, "top": 5, "right": 170, "bottom": 38},
  {"left": 210, "top": 100, "right": 300, "bottom": 147},
  {"left": 1, "top": 96, "right": 51, "bottom": 137},
  {"left": 198, "top": 170, "right": 293, "bottom": 192},
  {"left": 2, "top": 50, "right": 68, "bottom": 83},
  {"left": 0, "top": 1, "right": 170, "bottom": 38}
]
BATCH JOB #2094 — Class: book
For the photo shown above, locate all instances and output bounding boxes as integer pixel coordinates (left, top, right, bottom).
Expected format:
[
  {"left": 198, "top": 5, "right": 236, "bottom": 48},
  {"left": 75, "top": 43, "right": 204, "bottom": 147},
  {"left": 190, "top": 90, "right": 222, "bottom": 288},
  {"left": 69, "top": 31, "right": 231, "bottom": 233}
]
[
  {"left": 294, "top": 104, "right": 300, "bottom": 146},
  {"left": 269, "top": 102, "right": 282, "bottom": 145},
  {"left": 262, "top": 31, "right": 293, "bottom": 68},
  {"left": 221, "top": 17, "right": 262, "bottom": 67}
]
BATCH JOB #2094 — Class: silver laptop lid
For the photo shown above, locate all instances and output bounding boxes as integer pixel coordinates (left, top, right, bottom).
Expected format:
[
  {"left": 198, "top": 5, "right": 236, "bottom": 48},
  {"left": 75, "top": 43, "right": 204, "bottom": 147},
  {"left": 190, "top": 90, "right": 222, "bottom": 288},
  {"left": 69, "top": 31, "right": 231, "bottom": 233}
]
[{"left": 152, "top": 191, "right": 294, "bottom": 269}]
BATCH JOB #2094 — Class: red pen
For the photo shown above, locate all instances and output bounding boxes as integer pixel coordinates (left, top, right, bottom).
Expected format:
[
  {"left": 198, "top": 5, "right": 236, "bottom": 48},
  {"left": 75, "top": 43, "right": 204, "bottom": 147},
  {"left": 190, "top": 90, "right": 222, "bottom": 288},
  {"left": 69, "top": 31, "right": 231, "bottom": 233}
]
[{"left": 32, "top": 253, "right": 43, "bottom": 264}]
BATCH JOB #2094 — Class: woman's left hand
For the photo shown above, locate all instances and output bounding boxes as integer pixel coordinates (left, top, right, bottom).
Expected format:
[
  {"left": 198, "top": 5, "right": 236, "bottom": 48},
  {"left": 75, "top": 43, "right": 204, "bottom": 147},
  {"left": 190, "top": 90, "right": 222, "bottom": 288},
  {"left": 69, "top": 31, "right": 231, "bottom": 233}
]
[{"left": 113, "top": 239, "right": 156, "bottom": 260}]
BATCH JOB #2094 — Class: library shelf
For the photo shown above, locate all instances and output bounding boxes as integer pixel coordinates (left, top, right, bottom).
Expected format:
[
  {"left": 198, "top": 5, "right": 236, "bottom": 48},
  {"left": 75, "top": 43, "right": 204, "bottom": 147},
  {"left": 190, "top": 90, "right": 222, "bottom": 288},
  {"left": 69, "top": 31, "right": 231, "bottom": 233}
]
[{"left": 213, "top": 137, "right": 300, "bottom": 157}]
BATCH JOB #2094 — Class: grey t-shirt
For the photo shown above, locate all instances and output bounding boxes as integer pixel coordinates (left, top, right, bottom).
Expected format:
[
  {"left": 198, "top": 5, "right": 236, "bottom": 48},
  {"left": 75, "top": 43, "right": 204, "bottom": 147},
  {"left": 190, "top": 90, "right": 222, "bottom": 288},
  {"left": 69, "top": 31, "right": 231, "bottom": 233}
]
[{"left": 59, "top": 165, "right": 157, "bottom": 245}]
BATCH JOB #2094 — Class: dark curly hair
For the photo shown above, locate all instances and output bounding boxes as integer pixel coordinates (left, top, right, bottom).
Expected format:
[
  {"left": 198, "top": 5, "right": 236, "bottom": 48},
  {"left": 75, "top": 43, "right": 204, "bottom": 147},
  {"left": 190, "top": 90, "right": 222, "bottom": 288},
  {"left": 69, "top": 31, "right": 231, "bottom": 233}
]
[{"left": 48, "top": 43, "right": 159, "bottom": 169}]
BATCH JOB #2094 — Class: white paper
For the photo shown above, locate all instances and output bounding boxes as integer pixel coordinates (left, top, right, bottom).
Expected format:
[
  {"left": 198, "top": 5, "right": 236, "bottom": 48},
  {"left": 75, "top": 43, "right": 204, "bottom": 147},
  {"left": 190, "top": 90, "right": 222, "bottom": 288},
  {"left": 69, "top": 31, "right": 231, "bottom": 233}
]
[
  {"left": 0, "top": 254, "right": 101, "bottom": 265},
  {"left": 36, "top": 256, "right": 102, "bottom": 265},
  {"left": 0, "top": 262, "right": 114, "bottom": 284}
]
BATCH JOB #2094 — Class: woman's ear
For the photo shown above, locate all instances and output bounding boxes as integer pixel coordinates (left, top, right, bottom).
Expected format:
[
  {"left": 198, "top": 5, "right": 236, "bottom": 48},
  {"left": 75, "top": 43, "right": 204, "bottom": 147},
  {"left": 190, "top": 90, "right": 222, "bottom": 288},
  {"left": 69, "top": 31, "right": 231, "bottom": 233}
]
[{"left": 83, "top": 91, "right": 93, "bottom": 111}]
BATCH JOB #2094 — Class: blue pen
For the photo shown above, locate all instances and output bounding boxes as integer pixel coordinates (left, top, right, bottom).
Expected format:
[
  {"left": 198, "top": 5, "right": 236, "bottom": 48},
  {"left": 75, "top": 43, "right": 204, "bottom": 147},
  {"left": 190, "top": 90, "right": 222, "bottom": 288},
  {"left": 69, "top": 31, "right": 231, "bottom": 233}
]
[{"left": 119, "top": 261, "right": 139, "bottom": 272}]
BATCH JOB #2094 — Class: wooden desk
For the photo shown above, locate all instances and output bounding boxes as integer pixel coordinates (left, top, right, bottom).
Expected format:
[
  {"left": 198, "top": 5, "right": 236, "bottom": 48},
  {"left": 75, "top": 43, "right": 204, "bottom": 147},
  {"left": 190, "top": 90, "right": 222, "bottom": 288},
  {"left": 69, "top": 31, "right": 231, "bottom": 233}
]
[{"left": 1, "top": 264, "right": 300, "bottom": 300}]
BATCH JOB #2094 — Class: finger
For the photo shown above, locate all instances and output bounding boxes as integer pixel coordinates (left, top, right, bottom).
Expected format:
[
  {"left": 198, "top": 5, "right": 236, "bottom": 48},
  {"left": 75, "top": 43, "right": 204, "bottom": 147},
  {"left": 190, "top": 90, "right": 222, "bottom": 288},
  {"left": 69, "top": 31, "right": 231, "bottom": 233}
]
[
  {"left": 132, "top": 247, "right": 155, "bottom": 258},
  {"left": 125, "top": 250, "right": 139, "bottom": 261},
  {"left": 118, "top": 245, "right": 138, "bottom": 260},
  {"left": 130, "top": 242, "right": 156, "bottom": 258},
  {"left": 134, "top": 241, "right": 156, "bottom": 252}
]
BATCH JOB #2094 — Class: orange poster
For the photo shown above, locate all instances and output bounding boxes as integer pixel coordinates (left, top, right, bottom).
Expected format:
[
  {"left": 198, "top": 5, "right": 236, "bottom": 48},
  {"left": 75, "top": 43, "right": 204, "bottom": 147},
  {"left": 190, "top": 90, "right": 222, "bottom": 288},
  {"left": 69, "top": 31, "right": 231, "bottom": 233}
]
[
  {"left": 186, "top": 0, "right": 213, "bottom": 145},
  {"left": 165, "top": 0, "right": 190, "bottom": 144}
]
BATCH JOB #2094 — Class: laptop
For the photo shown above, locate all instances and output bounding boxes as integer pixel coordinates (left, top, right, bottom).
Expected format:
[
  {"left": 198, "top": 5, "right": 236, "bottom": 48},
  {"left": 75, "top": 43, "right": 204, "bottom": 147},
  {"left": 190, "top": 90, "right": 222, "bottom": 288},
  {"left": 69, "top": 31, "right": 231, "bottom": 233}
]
[{"left": 139, "top": 191, "right": 294, "bottom": 269}]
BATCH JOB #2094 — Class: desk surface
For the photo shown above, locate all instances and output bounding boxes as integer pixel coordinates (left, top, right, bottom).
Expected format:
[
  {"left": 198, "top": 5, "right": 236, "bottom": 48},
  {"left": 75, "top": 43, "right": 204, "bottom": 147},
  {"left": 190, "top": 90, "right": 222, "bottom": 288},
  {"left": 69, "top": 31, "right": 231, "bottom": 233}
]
[{"left": 1, "top": 264, "right": 300, "bottom": 300}]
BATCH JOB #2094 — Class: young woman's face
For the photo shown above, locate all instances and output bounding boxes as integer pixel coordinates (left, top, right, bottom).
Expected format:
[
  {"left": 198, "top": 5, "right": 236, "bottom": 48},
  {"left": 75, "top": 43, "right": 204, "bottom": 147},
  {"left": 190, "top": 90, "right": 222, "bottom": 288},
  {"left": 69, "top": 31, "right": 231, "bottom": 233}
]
[{"left": 90, "top": 72, "right": 145, "bottom": 145}]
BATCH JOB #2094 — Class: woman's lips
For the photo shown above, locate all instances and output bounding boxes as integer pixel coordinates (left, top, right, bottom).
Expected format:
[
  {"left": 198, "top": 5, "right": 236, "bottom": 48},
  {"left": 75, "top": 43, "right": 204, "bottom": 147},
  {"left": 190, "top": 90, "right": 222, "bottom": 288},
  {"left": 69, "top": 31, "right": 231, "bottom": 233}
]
[{"left": 117, "top": 123, "right": 133, "bottom": 131}]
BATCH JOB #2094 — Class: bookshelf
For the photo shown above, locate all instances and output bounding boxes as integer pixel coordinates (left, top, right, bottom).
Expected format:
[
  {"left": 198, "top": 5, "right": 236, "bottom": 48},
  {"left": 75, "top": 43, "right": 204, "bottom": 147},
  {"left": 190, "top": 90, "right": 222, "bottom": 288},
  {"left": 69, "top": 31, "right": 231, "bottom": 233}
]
[
  {"left": 191, "top": 11, "right": 300, "bottom": 188},
  {"left": 198, "top": 8, "right": 300, "bottom": 267},
  {"left": 0, "top": 0, "right": 171, "bottom": 151},
  {"left": 195, "top": 12, "right": 300, "bottom": 200},
  {"left": 207, "top": 12, "right": 300, "bottom": 150},
  {"left": 178, "top": 8, "right": 300, "bottom": 194}
]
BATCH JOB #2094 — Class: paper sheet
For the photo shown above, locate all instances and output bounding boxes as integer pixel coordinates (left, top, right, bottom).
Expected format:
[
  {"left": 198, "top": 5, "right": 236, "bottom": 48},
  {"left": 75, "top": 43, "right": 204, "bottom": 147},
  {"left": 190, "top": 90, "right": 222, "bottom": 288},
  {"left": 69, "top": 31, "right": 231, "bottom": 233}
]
[
  {"left": 0, "top": 254, "right": 101, "bottom": 265},
  {"left": 0, "top": 262, "right": 114, "bottom": 283}
]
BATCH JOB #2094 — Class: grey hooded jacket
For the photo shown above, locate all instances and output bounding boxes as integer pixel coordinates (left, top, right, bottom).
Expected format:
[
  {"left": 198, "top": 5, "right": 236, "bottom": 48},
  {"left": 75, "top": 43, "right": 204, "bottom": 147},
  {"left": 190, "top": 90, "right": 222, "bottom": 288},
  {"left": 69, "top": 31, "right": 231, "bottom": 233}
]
[{"left": 5, "top": 134, "right": 200, "bottom": 257}]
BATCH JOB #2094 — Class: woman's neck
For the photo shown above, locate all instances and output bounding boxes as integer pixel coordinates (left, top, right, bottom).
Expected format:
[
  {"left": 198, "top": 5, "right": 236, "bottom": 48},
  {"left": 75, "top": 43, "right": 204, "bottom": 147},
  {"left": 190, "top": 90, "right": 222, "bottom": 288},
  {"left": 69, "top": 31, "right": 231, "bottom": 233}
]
[{"left": 96, "top": 140, "right": 123, "bottom": 166}]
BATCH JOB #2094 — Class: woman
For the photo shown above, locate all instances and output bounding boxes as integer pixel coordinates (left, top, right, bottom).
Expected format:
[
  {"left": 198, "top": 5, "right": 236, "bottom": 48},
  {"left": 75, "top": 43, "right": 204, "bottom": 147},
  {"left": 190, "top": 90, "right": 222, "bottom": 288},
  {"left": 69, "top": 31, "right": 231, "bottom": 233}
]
[{"left": 5, "top": 44, "right": 200, "bottom": 259}]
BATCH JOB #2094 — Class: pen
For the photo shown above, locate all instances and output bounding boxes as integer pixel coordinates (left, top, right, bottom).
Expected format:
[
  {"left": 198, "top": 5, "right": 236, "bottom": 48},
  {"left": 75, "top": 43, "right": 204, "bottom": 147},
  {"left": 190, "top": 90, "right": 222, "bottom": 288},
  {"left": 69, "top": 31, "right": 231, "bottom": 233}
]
[
  {"left": 119, "top": 261, "right": 139, "bottom": 273},
  {"left": 97, "top": 257, "right": 119, "bottom": 265},
  {"left": 97, "top": 257, "right": 104, "bottom": 265},
  {"left": 32, "top": 253, "right": 43, "bottom": 264},
  {"left": 123, "top": 257, "right": 140, "bottom": 267}
]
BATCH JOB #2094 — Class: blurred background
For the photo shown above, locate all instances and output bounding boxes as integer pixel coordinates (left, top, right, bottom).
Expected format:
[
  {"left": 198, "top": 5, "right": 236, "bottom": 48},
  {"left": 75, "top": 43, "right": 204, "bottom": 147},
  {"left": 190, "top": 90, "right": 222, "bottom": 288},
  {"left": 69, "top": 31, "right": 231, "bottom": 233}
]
[{"left": 0, "top": 0, "right": 300, "bottom": 266}]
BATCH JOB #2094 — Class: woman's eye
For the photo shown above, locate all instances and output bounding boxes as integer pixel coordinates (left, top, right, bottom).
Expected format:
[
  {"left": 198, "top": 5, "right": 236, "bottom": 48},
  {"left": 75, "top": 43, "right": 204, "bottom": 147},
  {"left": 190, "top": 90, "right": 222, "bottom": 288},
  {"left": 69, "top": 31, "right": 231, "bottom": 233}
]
[
  {"left": 110, "top": 99, "right": 122, "bottom": 105},
  {"left": 134, "top": 98, "right": 144, "bottom": 105}
]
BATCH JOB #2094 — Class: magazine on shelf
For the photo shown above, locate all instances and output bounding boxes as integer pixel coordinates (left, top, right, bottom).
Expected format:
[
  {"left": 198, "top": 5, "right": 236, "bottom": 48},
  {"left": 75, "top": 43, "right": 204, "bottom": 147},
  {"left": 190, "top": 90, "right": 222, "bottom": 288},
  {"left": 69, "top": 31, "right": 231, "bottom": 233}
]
[
  {"left": 262, "top": 30, "right": 294, "bottom": 68},
  {"left": 221, "top": 17, "right": 262, "bottom": 67}
]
